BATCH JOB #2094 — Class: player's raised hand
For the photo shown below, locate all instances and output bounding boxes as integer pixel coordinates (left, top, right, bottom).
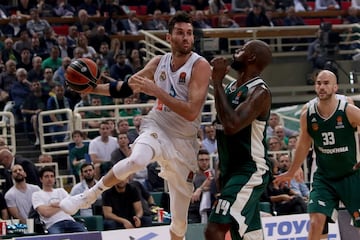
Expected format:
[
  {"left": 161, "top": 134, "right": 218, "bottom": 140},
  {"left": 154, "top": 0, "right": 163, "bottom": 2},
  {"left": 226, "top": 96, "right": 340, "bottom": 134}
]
[{"left": 210, "top": 57, "right": 229, "bottom": 83}]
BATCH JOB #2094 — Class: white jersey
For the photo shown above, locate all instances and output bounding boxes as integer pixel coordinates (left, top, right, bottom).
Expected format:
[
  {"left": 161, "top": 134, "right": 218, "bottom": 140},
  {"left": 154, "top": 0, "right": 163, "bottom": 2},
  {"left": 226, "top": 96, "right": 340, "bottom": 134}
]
[{"left": 145, "top": 52, "right": 204, "bottom": 138}]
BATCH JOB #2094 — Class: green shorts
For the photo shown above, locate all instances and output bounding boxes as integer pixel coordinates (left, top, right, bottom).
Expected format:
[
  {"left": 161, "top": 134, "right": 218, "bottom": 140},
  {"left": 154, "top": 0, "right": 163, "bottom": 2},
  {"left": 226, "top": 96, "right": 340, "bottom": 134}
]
[
  {"left": 309, "top": 170, "right": 360, "bottom": 227},
  {"left": 208, "top": 170, "right": 270, "bottom": 240}
]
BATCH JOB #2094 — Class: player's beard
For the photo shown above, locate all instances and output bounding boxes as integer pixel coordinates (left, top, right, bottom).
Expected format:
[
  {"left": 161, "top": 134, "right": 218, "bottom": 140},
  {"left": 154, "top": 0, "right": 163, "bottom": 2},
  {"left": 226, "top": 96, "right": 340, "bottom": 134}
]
[{"left": 231, "top": 59, "right": 245, "bottom": 72}]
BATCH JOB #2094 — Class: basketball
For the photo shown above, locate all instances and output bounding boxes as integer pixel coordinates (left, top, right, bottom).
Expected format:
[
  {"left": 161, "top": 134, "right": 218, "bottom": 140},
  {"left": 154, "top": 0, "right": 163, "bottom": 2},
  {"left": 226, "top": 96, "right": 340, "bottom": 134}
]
[{"left": 65, "top": 58, "right": 100, "bottom": 93}]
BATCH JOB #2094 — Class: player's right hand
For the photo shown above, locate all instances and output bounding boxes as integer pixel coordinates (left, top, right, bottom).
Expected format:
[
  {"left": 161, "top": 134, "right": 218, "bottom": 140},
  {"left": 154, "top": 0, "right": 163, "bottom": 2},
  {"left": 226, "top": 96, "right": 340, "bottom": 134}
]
[
  {"left": 273, "top": 172, "right": 293, "bottom": 187},
  {"left": 210, "top": 57, "right": 229, "bottom": 82}
]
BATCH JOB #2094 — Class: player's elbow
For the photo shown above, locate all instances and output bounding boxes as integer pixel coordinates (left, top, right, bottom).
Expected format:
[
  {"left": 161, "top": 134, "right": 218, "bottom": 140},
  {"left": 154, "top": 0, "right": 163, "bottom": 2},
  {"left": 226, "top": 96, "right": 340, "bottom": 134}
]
[{"left": 184, "top": 112, "right": 198, "bottom": 122}]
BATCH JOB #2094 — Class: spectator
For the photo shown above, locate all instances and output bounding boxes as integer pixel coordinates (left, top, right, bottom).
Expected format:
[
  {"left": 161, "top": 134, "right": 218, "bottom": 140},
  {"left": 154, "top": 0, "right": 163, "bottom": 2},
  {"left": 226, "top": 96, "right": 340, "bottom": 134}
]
[
  {"left": 274, "top": 125, "right": 289, "bottom": 149},
  {"left": 120, "top": 10, "right": 143, "bottom": 49},
  {"left": 0, "top": 146, "right": 41, "bottom": 193},
  {"left": 76, "top": 33, "right": 97, "bottom": 59},
  {"left": 201, "top": 124, "right": 217, "bottom": 155},
  {"left": 17, "top": 0, "right": 36, "bottom": 19},
  {"left": 26, "top": 8, "right": 51, "bottom": 38},
  {"left": 27, "top": 56, "right": 43, "bottom": 82},
  {"left": 0, "top": 193, "right": 9, "bottom": 220},
  {"left": 293, "top": 0, "right": 311, "bottom": 11},
  {"left": 13, "top": 29, "right": 32, "bottom": 54},
  {"left": 344, "top": 6, "right": 360, "bottom": 23},
  {"left": 46, "top": 84, "right": 71, "bottom": 143},
  {"left": 84, "top": 95, "right": 112, "bottom": 139},
  {"left": 5, "top": 164, "right": 41, "bottom": 223},
  {"left": 209, "top": 0, "right": 229, "bottom": 14},
  {"left": 0, "top": 4, "right": 9, "bottom": 19},
  {"left": 16, "top": 48, "right": 33, "bottom": 72},
  {"left": 145, "top": 10, "right": 168, "bottom": 31},
  {"left": 53, "top": 0, "right": 76, "bottom": 17},
  {"left": 88, "top": 121, "right": 118, "bottom": 179},
  {"left": 97, "top": 42, "right": 114, "bottom": 70},
  {"left": 287, "top": 135, "right": 298, "bottom": 151},
  {"left": 147, "top": 0, "right": 170, "bottom": 15},
  {"left": 193, "top": 10, "right": 212, "bottom": 29},
  {"left": 53, "top": 57, "right": 71, "bottom": 86},
  {"left": 231, "top": 0, "right": 253, "bottom": 13},
  {"left": 245, "top": 4, "right": 270, "bottom": 27},
  {"left": 38, "top": 154, "right": 53, "bottom": 163},
  {"left": 10, "top": 68, "right": 31, "bottom": 122},
  {"left": 40, "top": 67, "right": 56, "bottom": 96},
  {"left": 117, "top": 119, "right": 137, "bottom": 143},
  {"left": 188, "top": 149, "right": 216, "bottom": 224},
  {"left": 32, "top": 166, "right": 87, "bottom": 234},
  {"left": 129, "top": 115, "right": 142, "bottom": 140},
  {"left": 267, "top": 136, "right": 283, "bottom": 151},
  {"left": 66, "top": 25, "right": 79, "bottom": 49},
  {"left": 70, "top": 163, "right": 102, "bottom": 216},
  {"left": 266, "top": 112, "right": 299, "bottom": 138},
  {"left": 191, "top": 0, "right": 210, "bottom": 10},
  {"left": 69, "top": 130, "right": 89, "bottom": 182},
  {"left": 119, "top": 97, "right": 141, "bottom": 126},
  {"left": 21, "top": 80, "right": 48, "bottom": 145},
  {"left": 30, "top": 35, "right": 49, "bottom": 60},
  {"left": 278, "top": 154, "right": 309, "bottom": 201},
  {"left": 110, "top": 133, "right": 131, "bottom": 165},
  {"left": 77, "top": 0, "right": 100, "bottom": 17},
  {"left": 352, "top": 0, "right": 360, "bottom": 9},
  {"left": 99, "top": 0, "right": 124, "bottom": 17},
  {"left": 40, "top": 27, "right": 58, "bottom": 51},
  {"left": 110, "top": 51, "right": 134, "bottom": 82},
  {"left": 103, "top": 10, "right": 126, "bottom": 36},
  {"left": 1, "top": 38, "right": 20, "bottom": 64},
  {"left": 88, "top": 26, "right": 111, "bottom": 53},
  {"left": 2, "top": 14, "right": 26, "bottom": 38},
  {"left": 307, "top": 29, "right": 327, "bottom": 70},
  {"left": 0, "top": 60, "right": 17, "bottom": 109},
  {"left": 41, "top": 46, "right": 62, "bottom": 72},
  {"left": 57, "top": 35, "right": 73, "bottom": 59},
  {"left": 315, "top": 0, "right": 339, "bottom": 11},
  {"left": 102, "top": 176, "right": 149, "bottom": 230},
  {"left": 75, "top": 9, "right": 96, "bottom": 35}
]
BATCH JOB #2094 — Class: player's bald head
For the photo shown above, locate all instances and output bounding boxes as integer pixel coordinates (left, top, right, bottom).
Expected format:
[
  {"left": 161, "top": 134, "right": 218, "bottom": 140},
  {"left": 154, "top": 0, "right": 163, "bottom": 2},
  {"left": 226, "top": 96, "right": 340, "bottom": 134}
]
[{"left": 316, "top": 70, "right": 337, "bottom": 85}]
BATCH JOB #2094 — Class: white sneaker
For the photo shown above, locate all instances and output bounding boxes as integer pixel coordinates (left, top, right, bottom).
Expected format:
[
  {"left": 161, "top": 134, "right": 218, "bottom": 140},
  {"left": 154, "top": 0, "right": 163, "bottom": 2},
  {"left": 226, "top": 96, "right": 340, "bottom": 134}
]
[{"left": 60, "top": 190, "right": 97, "bottom": 215}]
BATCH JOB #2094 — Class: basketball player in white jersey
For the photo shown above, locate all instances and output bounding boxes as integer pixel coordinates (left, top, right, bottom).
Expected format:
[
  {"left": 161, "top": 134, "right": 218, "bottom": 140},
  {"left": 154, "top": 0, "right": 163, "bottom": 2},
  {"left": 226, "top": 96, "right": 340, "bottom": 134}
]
[{"left": 60, "top": 12, "right": 211, "bottom": 240}]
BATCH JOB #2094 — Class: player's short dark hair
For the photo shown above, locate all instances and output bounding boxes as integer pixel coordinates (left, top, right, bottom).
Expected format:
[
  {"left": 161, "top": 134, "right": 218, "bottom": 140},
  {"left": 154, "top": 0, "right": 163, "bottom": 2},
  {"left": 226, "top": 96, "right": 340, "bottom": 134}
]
[{"left": 168, "top": 11, "right": 193, "bottom": 34}]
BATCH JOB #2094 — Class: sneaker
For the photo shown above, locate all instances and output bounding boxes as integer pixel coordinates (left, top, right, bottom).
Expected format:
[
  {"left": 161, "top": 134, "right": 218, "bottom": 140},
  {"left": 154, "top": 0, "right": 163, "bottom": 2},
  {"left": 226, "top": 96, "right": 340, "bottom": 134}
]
[{"left": 60, "top": 190, "right": 97, "bottom": 215}]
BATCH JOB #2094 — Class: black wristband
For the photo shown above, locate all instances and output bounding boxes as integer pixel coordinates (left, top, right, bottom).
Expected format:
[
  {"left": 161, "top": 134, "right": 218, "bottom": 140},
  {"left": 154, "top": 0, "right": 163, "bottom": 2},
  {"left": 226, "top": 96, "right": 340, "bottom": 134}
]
[{"left": 109, "top": 79, "right": 133, "bottom": 98}]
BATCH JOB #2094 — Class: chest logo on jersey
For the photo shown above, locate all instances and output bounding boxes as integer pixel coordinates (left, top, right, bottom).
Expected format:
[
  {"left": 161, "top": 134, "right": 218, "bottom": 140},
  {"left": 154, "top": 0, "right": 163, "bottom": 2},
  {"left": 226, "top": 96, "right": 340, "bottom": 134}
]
[
  {"left": 231, "top": 91, "right": 242, "bottom": 104},
  {"left": 312, "top": 123, "right": 319, "bottom": 131},
  {"left": 160, "top": 71, "right": 166, "bottom": 81},
  {"left": 178, "top": 72, "right": 186, "bottom": 85},
  {"left": 150, "top": 133, "right": 158, "bottom": 139},
  {"left": 335, "top": 116, "right": 344, "bottom": 129}
]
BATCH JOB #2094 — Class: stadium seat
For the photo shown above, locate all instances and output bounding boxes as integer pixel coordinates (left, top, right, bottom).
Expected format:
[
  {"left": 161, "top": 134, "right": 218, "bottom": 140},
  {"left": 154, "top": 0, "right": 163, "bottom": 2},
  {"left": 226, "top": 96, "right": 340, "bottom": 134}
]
[
  {"left": 181, "top": 4, "right": 193, "bottom": 12},
  {"left": 53, "top": 25, "right": 69, "bottom": 35},
  {"left": 323, "top": 18, "right": 343, "bottom": 24},
  {"left": 341, "top": 1, "right": 351, "bottom": 10},
  {"left": 307, "top": 1, "right": 315, "bottom": 10},
  {"left": 303, "top": 18, "right": 322, "bottom": 25},
  {"left": 233, "top": 15, "right": 247, "bottom": 27}
]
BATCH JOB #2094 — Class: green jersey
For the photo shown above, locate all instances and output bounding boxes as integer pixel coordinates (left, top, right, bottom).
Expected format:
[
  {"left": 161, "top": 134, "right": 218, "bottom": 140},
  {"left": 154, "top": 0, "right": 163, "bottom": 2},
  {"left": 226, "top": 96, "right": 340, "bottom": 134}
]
[
  {"left": 307, "top": 100, "right": 359, "bottom": 179},
  {"left": 215, "top": 78, "right": 271, "bottom": 185}
]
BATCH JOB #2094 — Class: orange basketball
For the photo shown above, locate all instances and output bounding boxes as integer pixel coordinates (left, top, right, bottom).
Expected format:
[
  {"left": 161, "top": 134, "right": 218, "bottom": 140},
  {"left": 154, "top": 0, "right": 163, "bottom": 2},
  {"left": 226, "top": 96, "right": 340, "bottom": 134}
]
[{"left": 65, "top": 58, "right": 100, "bottom": 93}]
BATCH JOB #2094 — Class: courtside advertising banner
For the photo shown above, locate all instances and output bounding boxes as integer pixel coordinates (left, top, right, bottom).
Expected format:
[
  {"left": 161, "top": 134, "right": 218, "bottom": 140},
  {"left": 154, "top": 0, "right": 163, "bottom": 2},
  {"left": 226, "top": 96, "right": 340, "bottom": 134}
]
[
  {"left": 101, "top": 225, "right": 171, "bottom": 240},
  {"left": 261, "top": 213, "right": 340, "bottom": 240}
]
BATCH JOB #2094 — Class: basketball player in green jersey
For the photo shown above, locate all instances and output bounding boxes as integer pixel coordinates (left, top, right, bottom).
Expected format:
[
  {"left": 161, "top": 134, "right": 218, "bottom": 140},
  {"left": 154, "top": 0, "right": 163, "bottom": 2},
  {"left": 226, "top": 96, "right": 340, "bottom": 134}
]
[
  {"left": 275, "top": 69, "right": 360, "bottom": 240},
  {"left": 204, "top": 40, "right": 272, "bottom": 240}
]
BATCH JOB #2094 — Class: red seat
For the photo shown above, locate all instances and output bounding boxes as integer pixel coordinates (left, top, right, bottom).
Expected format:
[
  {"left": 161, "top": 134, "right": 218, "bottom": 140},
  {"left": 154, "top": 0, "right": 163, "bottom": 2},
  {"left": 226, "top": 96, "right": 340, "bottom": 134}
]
[
  {"left": 52, "top": 25, "right": 69, "bottom": 35},
  {"left": 323, "top": 18, "right": 343, "bottom": 24},
  {"left": 233, "top": 15, "right": 247, "bottom": 27},
  {"left": 341, "top": 1, "right": 351, "bottom": 10},
  {"left": 307, "top": 1, "right": 315, "bottom": 10},
  {"left": 225, "top": 3, "right": 232, "bottom": 12},
  {"left": 303, "top": 18, "right": 322, "bottom": 25},
  {"left": 181, "top": 4, "right": 193, "bottom": 12}
]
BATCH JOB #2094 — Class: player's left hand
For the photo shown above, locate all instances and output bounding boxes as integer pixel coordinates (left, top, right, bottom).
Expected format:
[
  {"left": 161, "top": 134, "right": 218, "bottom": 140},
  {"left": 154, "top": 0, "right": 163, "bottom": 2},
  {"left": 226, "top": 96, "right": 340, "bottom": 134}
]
[
  {"left": 129, "top": 75, "right": 157, "bottom": 96},
  {"left": 210, "top": 57, "right": 229, "bottom": 83}
]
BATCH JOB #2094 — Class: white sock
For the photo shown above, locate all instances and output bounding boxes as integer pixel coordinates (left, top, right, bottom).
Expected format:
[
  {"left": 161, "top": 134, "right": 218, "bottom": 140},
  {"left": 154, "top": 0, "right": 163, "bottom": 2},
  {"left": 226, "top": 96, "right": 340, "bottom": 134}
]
[{"left": 90, "top": 177, "right": 109, "bottom": 196}]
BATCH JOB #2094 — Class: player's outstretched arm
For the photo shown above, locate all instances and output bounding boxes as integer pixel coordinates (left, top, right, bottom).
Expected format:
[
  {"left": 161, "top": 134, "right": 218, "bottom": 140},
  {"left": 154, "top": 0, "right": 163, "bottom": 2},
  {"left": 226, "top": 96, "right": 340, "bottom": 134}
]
[{"left": 274, "top": 110, "right": 312, "bottom": 185}]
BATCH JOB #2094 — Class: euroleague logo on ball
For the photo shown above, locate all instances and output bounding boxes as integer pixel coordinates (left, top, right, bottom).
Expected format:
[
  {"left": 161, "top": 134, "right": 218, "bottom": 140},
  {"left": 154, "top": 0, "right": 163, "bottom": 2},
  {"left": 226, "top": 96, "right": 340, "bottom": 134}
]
[{"left": 65, "top": 58, "right": 100, "bottom": 93}]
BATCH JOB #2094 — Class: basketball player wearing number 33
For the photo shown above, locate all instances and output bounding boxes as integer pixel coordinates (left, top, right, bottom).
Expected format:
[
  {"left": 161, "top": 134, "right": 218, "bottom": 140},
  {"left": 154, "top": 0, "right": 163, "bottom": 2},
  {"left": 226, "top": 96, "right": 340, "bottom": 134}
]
[{"left": 60, "top": 12, "right": 211, "bottom": 240}]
